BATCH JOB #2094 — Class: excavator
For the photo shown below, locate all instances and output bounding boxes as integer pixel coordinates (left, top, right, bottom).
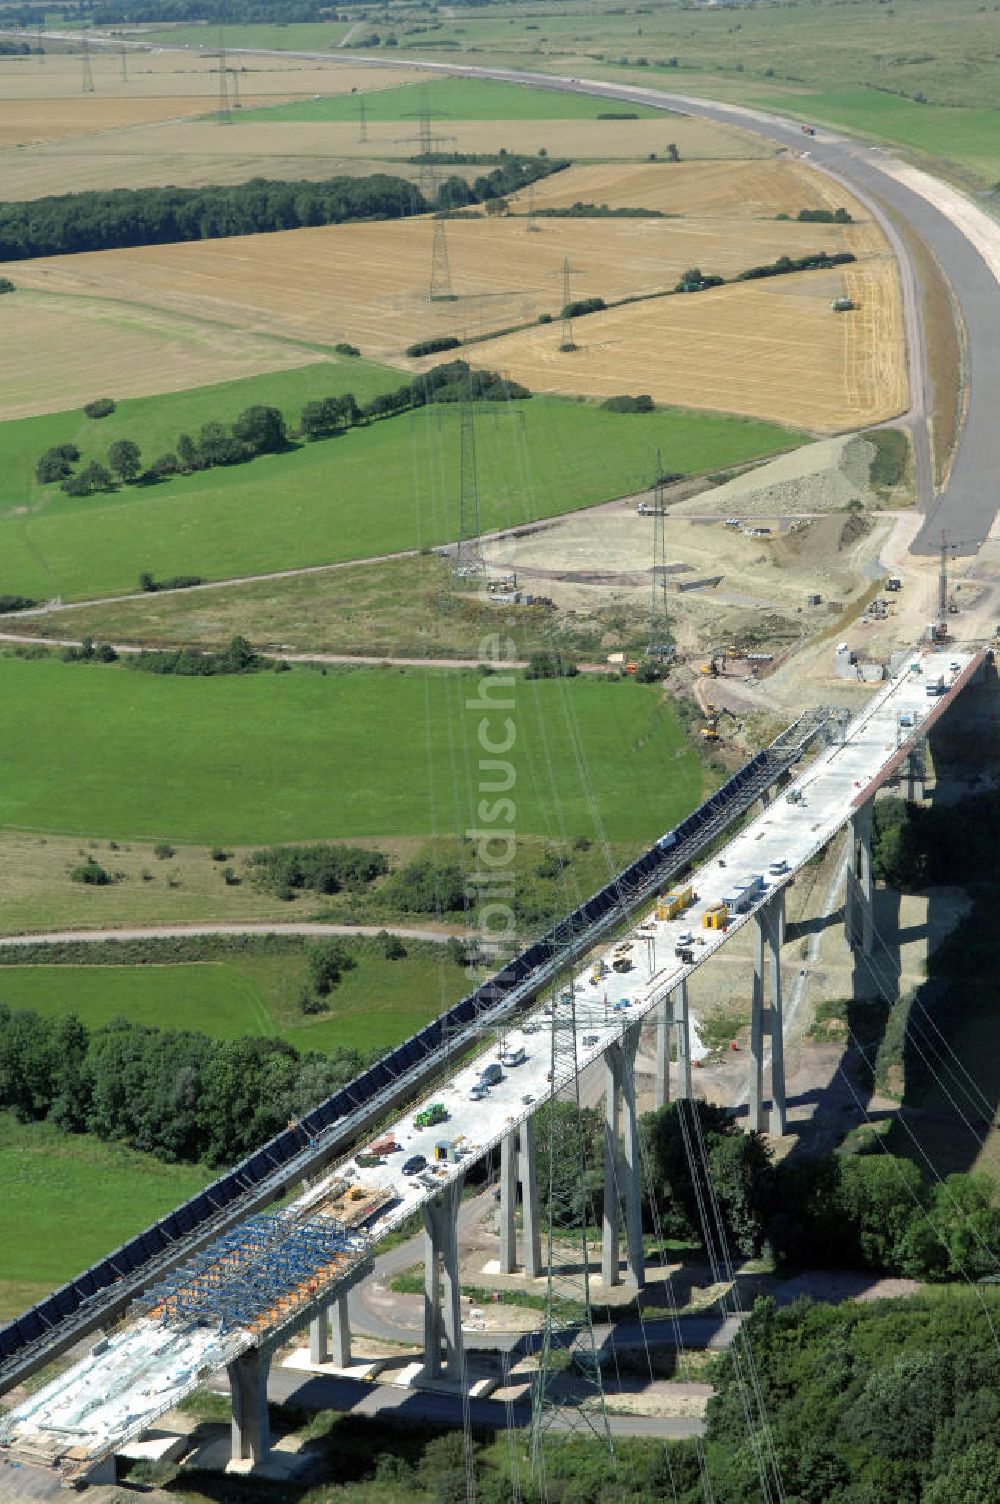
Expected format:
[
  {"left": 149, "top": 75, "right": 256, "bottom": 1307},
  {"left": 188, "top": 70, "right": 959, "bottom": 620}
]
[
  {"left": 700, "top": 703, "right": 737, "bottom": 742},
  {"left": 699, "top": 643, "right": 740, "bottom": 677}
]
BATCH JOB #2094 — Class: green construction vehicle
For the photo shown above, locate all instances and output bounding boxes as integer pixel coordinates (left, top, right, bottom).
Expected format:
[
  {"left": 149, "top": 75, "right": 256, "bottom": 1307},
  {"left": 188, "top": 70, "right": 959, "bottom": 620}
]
[{"left": 414, "top": 1102, "right": 449, "bottom": 1129}]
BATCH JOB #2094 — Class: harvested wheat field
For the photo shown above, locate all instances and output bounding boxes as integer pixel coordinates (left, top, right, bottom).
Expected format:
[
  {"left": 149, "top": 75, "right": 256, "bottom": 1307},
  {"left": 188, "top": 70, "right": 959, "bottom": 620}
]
[
  {"left": 1, "top": 213, "right": 863, "bottom": 366},
  {"left": 507, "top": 156, "right": 864, "bottom": 220},
  {"left": 465, "top": 256, "right": 907, "bottom": 434},
  {"left": 0, "top": 54, "right": 435, "bottom": 147},
  {"left": 0, "top": 293, "right": 315, "bottom": 420},
  {"left": 0, "top": 50, "right": 432, "bottom": 101}
]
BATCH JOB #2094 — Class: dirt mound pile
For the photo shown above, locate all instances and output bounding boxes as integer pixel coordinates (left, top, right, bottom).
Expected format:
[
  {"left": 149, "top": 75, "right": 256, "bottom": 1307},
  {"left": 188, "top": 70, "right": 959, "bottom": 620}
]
[{"left": 678, "top": 434, "right": 878, "bottom": 518}]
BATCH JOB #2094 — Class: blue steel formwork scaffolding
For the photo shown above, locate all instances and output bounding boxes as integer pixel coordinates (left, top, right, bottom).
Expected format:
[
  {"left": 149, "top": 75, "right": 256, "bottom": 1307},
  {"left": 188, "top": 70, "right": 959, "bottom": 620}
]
[{"left": 135, "top": 1216, "right": 368, "bottom": 1336}]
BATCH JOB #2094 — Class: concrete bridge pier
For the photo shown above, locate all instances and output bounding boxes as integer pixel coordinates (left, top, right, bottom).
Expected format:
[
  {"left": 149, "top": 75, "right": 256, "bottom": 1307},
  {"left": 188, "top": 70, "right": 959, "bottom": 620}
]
[
  {"left": 749, "top": 891, "right": 786, "bottom": 1137},
  {"left": 903, "top": 740, "right": 925, "bottom": 802},
  {"left": 422, "top": 1177, "right": 464, "bottom": 1381},
  {"left": 228, "top": 1345, "right": 272, "bottom": 1469},
  {"left": 309, "top": 1291, "right": 352, "bottom": 1368},
  {"left": 499, "top": 1118, "right": 541, "bottom": 1277},
  {"left": 602, "top": 1023, "right": 645, "bottom": 1291},
  {"left": 844, "top": 799, "right": 874, "bottom": 957},
  {"left": 654, "top": 979, "right": 691, "bottom": 1109}
]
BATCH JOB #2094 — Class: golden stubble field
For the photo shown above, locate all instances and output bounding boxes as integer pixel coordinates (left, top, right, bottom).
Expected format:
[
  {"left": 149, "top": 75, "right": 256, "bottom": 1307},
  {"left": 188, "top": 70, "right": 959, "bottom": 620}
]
[
  {"left": 0, "top": 52, "right": 435, "bottom": 147},
  {"left": 507, "top": 154, "right": 858, "bottom": 219},
  {"left": 1, "top": 204, "right": 865, "bottom": 365},
  {"left": 465, "top": 249, "right": 906, "bottom": 433},
  {"left": 0, "top": 156, "right": 904, "bottom": 430},
  {"left": 0, "top": 111, "right": 766, "bottom": 198},
  {"left": 0, "top": 293, "right": 317, "bottom": 419}
]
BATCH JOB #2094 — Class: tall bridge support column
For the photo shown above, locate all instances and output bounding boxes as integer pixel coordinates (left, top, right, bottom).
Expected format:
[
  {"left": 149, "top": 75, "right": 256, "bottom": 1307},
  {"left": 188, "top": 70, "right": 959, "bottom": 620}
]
[
  {"left": 228, "top": 1346, "right": 271, "bottom": 1469},
  {"left": 601, "top": 1024, "right": 645, "bottom": 1291},
  {"left": 309, "top": 1293, "right": 352, "bottom": 1367},
  {"left": 748, "top": 891, "right": 786, "bottom": 1137},
  {"left": 499, "top": 1120, "right": 541, "bottom": 1277},
  {"left": 903, "top": 739, "right": 925, "bottom": 802},
  {"left": 422, "top": 1177, "right": 464, "bottom": 1382},
  {"left": 331, "top": 1293, "right": 352, "bottom": 1368},
  {"left": 519, "top": 1116, "right": 541, "bottom": 1278},
  {"left": 844, "top": 799, "right": 874, "bottom": 957},
  {"left": 654, "top": 980, "right": 692, "bottom": 1109}
]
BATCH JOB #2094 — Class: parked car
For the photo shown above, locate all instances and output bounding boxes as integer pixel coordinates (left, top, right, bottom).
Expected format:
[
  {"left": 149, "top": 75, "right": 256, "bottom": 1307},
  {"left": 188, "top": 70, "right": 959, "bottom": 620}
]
[{"left": 402, "top": 1154, "right": 427, "bottom": 1176}]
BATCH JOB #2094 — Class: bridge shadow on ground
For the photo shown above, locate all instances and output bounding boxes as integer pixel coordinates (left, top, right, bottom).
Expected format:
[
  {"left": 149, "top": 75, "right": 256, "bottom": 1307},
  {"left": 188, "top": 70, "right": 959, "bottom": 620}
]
[{"left": 782, "top": 662, "right": 1000, "bottom": 1181}]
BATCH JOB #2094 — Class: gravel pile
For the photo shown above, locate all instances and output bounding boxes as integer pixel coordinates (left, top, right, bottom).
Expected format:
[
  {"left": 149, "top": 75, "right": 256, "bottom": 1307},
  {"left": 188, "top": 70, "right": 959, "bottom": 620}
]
[{"left": 677, "top": 434, "right": 879, "bottom": 518}]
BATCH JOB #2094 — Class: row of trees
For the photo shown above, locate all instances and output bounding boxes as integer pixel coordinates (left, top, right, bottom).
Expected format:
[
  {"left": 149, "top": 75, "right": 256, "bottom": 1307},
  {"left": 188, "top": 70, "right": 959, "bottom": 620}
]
[
  {"left": 0, "top": 1002, "right": 366, "bottom": 1166},
  {"left": 36, "top": 363, "right": 529, "bottom": 496},
  {"left": 0, "top": 156, "right": 564, "bottom": 261}
]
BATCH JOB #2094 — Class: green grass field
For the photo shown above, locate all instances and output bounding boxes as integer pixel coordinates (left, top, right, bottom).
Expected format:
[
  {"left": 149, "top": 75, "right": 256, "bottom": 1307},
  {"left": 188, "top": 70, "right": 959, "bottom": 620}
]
[
  {"left": 0, "top": 656, "right": 702, "bottom": 846},
  {"left": 0, "top": 391, "right": 800, "bottom": 602},
  {"left": 0, "top": 950, "right": 467, "bottom": 1056},
  {"left": 230, "top": 76, "right": 660, "bottom": 123},
  {"left": 0, "top": 1113, "right": 209, "bottom": 1316},
  {"left": 747, "top": 87, "right": 1000, "bottom": 185}
]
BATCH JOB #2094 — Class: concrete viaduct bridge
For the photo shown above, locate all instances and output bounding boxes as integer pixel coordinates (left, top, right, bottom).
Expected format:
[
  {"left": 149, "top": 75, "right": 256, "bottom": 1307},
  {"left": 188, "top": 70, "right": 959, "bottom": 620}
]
[{"left": 0, "top": 645, "right": 987, "bottom": 1484}]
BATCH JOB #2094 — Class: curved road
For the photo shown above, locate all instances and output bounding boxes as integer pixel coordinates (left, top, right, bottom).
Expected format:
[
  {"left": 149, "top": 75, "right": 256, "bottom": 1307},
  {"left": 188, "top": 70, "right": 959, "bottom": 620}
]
[{"left": 135, "top": 42, "right": 1000, "bottom": 558}]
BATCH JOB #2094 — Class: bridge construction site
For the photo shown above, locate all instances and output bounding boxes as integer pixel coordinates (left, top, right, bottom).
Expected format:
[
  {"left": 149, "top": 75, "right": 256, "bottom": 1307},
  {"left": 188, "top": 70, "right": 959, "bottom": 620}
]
[{"left": 0, "top": 643, "right": 985, "bottom": 1487}]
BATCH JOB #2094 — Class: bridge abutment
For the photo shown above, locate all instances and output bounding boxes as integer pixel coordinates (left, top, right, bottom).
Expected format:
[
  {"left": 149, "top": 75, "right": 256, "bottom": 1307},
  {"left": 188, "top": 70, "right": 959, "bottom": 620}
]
[
  {"left": 749, "top": 890, "right": 786, "bottom": 1136},
  {"left": 601, "top": 1023, "right": 644, "bottom": 1290},
  {"left": 422, "top": 1177, "right": 464, "bottom": 1381}
]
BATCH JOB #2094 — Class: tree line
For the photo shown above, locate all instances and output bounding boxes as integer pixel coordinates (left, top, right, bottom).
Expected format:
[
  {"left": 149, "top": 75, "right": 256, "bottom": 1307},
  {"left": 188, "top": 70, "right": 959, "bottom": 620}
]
[
  {"left": 35, "top": 361, "right": 530, "bottom": 497},
  {"left": 0, "top": 155, "right": 562, "bottom": 261},
  {"left": 0, "top": 1002, "right": 366, "bottom": 1166}
]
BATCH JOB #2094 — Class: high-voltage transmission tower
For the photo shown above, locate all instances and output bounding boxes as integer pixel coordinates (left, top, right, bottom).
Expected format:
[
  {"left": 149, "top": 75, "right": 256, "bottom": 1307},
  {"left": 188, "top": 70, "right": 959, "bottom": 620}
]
[
  {"left": 217, "top": 47, "right": 231, "bottom": 122},
  {"left": 358, "top": 96, "right": 368, "bottom": 142},
  {"left": 559, "top": 258, "right": 579, "bottom": 351},
  {"left": 531, "top": 980, "right": 614, "bottom": 1481},
  {"left": 400, "top": 99, "right": 457, "bottom": 301},
  {"left": 454, "top": 401, "right": 484, "bottom": 578},
  {"left": 648, "top": 448, "right": 672, "bottom": 659},
  {"left": 526, "top": 179, "right": 539, "bottom": 232},
  {"left": 119, "top": 46, "right": 128, "bottom": 81},
  {"left": 81, "top": 33, "right": 94, "bottom": 94}
]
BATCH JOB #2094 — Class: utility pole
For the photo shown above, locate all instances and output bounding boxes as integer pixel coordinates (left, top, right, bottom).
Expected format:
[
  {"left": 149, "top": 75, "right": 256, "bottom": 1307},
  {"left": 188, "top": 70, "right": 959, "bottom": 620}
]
[
  {"left": 649, "top": 448, "right": 671, "bottom": 660},
  {"left": 81, "top": 32, "right": 94, "bottom": 94}
]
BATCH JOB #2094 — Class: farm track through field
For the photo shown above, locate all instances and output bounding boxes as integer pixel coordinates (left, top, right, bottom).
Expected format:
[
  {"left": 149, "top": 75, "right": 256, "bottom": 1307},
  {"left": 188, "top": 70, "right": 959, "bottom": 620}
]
[{"left": 0, "top": 922, "right": 469, "bottom": 946}]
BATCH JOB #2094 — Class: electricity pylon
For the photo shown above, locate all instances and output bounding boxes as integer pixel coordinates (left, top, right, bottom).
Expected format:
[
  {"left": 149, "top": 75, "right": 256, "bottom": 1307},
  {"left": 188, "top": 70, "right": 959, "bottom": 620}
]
[
  {"left": 648, "top": 449, "right": 672, "bottom": 659},
  {"left": 81, "top": 33, "right": 94, "bottom": 94},
  {"left": 358, "top": 96, "right": 368, "bottom": 142},
  {"left": 454, "top": 401, "right": 484, "bottom": 578},
  {"left": 530, "top": 981, "right": 614, "bottom": 1482}
]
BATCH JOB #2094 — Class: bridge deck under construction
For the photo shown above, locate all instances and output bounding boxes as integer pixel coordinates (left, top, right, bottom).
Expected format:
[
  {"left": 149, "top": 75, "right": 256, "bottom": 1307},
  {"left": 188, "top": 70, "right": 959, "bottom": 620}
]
[{"left": 0, "top": 647, "right": 984, "bottom": 1480}]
